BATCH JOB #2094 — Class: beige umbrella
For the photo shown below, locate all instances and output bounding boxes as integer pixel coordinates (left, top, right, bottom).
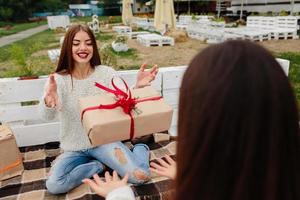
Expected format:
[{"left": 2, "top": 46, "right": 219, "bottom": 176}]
[
  {"left": 154, "top": 0, "right": 176, "bottom": 33},
  {"left": 122, "top": 0, "right": 133, "bottom": 25}
]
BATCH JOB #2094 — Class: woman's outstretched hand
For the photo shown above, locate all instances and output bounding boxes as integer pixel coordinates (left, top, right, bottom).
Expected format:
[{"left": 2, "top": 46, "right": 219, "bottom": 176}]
[
  {"left": 82, "top": 171, "right": 129, "bottom": 198},
  {"left": 44, "top": 74, "right": 59, "bottom": 108},
  {"left": 150, "top": 155, "right": 176, "bottom": 180},
  {"left": 135, "top": 63, "right": 158, "bottom": 89}
]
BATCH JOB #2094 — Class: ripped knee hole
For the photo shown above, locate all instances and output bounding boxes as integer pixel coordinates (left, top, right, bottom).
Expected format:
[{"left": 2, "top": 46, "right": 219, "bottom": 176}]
[
  {"left": 114, "top": 148, "right": 127, "bottom": 164},
  {"left": 133, "top": 170, "right": 150, "bottom": 181}
]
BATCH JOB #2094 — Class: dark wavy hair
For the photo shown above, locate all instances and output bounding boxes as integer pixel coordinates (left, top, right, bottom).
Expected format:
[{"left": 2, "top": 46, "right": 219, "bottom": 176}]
[
  {"left": 176, "top": 40, "right": 300, "bottom": 200},
  {"left": 55, "top": 24, "right": 101, "bottom": 74}
]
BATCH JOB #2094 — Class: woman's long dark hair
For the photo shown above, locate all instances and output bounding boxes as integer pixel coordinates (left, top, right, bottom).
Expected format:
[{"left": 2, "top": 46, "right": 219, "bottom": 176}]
[
  {"left": 55, "top": 24, "right": 101, "bottom": 74},
  {"left": 176, "top": 40, "right": 300, "bottom": 200}
]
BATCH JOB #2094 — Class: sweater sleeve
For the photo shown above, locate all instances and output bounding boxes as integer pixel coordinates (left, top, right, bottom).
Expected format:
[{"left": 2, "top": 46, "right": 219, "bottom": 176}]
[
  {"left": 106, "top": 186, "right": 135, "bottom": 200},
  {"left": 38, "top": 74, "right": 63, "bottom": 121}
]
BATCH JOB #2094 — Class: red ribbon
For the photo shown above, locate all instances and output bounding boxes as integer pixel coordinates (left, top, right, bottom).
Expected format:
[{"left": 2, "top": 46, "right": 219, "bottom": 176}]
[{"left": 81, "top": 78, "right": 162, "bottom": 140}]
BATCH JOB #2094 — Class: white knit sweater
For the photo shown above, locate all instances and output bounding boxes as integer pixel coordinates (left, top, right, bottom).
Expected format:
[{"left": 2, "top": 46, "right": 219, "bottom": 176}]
[{"left": 39, "top": 65, "right": 117, "bottom": 151}]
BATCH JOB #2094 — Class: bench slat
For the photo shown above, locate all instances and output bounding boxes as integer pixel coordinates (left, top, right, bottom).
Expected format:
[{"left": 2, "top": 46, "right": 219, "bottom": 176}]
[
  {"left": 13, "top": 122, "right": 59, "bottom": 147},
  {"left": 0, "top": 71, "right": 163, "bottom": 104},
  {"left": 0, "top": 78, "right": 46, "bottom": 103},
  {"left": 0, "top": 105, "right": 41, "bottom": 122},
  {"left": 161, "top": 66, "right": 186, "bottom": 90}
]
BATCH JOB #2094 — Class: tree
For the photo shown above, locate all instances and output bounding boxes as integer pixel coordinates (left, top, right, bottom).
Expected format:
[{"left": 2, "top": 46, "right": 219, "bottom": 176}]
[
  {"left": 98, "top": 0, "right": 121, "bottom": 15},
  {"left": 34, "top": 0, "right": 67, "bottom": 13},
  {"left": 98, "top": 0, "right": 120, "bottom": 6},
  {"left": 0, "top": 0, "right": 32, "bottom": 21},
  {"left": 0, "top": 7, "right": 13, "bottom": 21},
  {"left": 0, "top": 0, "right": 70, "bottom": 22}
]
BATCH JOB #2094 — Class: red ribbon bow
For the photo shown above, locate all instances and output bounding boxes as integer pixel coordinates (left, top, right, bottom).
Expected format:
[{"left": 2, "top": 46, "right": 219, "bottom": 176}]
[{"left": 81, "top": 78, "right": 162, "bottom": 140}]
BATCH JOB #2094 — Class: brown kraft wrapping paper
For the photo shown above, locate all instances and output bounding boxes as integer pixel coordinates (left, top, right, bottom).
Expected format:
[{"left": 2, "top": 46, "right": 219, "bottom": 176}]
[{"left": 79, "top": 86, "right": 173, "bottom": 147}]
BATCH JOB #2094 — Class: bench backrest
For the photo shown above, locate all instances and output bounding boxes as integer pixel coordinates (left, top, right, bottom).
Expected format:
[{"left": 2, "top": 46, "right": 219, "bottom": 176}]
[{"left": 0, "top": 67, "right": 186, "bottom": 147}]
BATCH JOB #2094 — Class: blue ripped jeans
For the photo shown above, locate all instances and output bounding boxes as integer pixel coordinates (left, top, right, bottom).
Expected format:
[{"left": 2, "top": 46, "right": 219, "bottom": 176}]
[{"left": 46, "top": 142, "right": 150, "bottom": 194}]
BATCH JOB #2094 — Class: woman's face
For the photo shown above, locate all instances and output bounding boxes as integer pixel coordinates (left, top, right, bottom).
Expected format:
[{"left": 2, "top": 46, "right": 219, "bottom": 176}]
[{"left": 72, "top": 30, "right": 93, "bottom": 65}]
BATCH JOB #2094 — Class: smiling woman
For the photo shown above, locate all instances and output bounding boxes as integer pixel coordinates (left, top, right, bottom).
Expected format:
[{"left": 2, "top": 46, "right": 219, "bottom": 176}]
[{"left": 39, "top": 24, "right": 159, "bottom": 194}]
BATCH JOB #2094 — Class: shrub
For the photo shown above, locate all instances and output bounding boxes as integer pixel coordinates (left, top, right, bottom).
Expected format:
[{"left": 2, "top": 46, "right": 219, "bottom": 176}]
[
  {"left": 277, "top": 52, "right": 300, "bottom": 108},
  {"left": 100, "top": 44, "right": 117, "bottom": 67},
  {"left": 114, "top": 35, "right": 127, "bottom": 44},
  {"left": 9, "top": 44, "right": 37, "bottom": 77},
  {"left": 279, "top": 10, "right": 289, "bottom": 16}
]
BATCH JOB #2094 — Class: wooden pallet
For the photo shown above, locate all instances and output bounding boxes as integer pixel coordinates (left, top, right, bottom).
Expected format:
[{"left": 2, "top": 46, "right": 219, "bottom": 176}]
[
  {"left": 137, "top": 34, "right": 175, "bottom": 47},
  {"left": 112, "top": 25, "right": 132, "bottom": 34},
  {"left": 125, "top": 31, "right": 149, "bottom": 39}
]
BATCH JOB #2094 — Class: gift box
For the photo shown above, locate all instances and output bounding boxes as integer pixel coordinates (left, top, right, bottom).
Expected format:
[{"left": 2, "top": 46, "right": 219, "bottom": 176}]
[
  {"left": 79, "top": 84, "right": 173, "bottom": 147},
  {"left": 0, "top": 125, "right": 24, "bottom": 181}
]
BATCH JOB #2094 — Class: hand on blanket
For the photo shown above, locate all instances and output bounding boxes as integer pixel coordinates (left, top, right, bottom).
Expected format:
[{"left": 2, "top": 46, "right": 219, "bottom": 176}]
[
  {"left": 44, "top": 74, "right": 59, "bottom": 108},
  {"left": 150, "top": 155, "right": 176, "bottom": 180},
  {"left": 135, "top": 63, "right": 158, "bottom": 89},
  {"left": 82, "top": 171, "right": 129, "bottom": 197}
]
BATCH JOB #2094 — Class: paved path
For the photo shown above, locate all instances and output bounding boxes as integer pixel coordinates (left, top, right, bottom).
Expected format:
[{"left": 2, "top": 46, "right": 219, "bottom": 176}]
[{"left": 0, "top": 25, "right": 48, "bottom": 47}]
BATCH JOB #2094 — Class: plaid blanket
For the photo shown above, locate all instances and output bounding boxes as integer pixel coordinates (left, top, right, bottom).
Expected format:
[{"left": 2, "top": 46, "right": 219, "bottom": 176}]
[{"left": 0, "top": 134, "right": 176, "bottom": 200}]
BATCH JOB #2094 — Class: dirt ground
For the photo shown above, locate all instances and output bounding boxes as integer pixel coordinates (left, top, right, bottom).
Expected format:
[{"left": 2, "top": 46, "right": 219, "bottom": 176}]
[
  {"left": 116, "top": 37, "right": 300, "bottom": 68},
  {"left": 260, "top": 39, "right": 300, "bottom": 53},
  {"left": 121, "top": 38, "right": 209, "bottom": 67}
]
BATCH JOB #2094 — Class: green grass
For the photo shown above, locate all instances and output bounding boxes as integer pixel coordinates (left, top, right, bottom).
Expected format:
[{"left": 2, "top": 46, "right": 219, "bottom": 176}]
[
  {"left": 117, "top": 64, "right": 141, "bottom": 70},
  {"left": 0, "top": 15, "right": 122, "bottom": 38},
  {"left": 0, "top": 20, "right": 47, "bottom": 38},
  {"left": 111, "top": 47, "right": 138, "bottom": 59},
  {"left": 0, "top": 29, "right": 57, "bottom": 77},
  {"left": 277, "top": 52, "right": 300, "bottom": 107},
  {"left": 96, "top": 33, "right": 114, "bottom": 41},
  {"left": 0, "top": 29, "right": 57, "bottom": 62},
  {"left": 0, "top": 25, "right": 134, "bottom": 78}
]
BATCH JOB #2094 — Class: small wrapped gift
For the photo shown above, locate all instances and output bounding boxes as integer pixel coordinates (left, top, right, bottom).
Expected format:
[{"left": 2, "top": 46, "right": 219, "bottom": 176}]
[
  {"left": 79, "top": 79, "right": 173, "bottom": 147},
  {"left": 0, "top": 125, "right": 24, "bottom": 181}
]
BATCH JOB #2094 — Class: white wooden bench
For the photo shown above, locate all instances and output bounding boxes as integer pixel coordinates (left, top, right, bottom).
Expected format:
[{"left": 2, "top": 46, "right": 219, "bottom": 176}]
[
  {"left": 124, "top": 31, "right": 149, "bottom": 39},
  {"left": 112, "top": 26, "right": 132, "bottom": 34},
  {"left": 0, "top": 67, "right": 186, "bottom": 147},
  {"left": 0, "top": 61, "right": 290, "bottom": 147},
  {"left": 131, "top": 17, "right": 155, "bottom": 30},
  {"left": 246, "top": 16, "right": 299, "bottom": 40},
  {"left": 137, "top": 34, "right": 175, "bottom": 47},
  {"left": 47, "top": 15, "right": 70, "bottom": 30}
]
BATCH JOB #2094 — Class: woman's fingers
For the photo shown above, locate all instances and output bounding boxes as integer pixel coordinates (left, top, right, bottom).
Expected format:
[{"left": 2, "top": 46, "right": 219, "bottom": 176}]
[
  {"left": 150, "top": 167, "right": 167, "bottom": 176},
  {"left": 139, "top": 63, "right": 147, "bottom": 72},
  {"left": 105, "top": 171, "right": 112, "bottom": 182},
  {"left": 45, "top": 74, "right": 58, "bottom": 103},
  {"left": 82, "top": 178, "right": 99, "bottom": 191},
  {"left": 165, "top": 155, "right": 175, "bottom": 165},
  {"left": 93, "top": 174, "right": 103, "bottom": 185},
  {"left": 49, "top": 74, "right": 55, "bottom": 84},
  {"left": 150, "top": 64, "right": 158, "bottom": 74},
  {"left": 112, "top": 171, "right": 120, "bottom": 181},
  {"left": 49, "top": 74, "right": 57, "bottom": 90},
  {"left": 153, "top": 68, "right": 159, "bottom": 76},
  {"left": 45, "top": 93, "right": 58, "bottom": 108},
  {"left": 150, "top": 162, "right": 167, "bottom": 171},
  {"left": 156, "top": 158, "right": 170, "bottom": 168},
  {"left": 121, "top": 173, "right": 129, "bottom": 183}
]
